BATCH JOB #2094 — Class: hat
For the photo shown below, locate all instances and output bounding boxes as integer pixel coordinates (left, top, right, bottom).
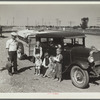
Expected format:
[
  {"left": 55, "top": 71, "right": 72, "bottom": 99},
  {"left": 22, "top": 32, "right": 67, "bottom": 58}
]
[
  {"left": 44, "top": 52, "right": 49, "bottom": 57},
  {"left": 57, "top": 44, "right": 62, "bottom": 48},
  {"left": 56, "top": 48, "right": 62, "bottom": 53},
  {"left": 11, "top": 32, "right": 17, "bottom": 36}
]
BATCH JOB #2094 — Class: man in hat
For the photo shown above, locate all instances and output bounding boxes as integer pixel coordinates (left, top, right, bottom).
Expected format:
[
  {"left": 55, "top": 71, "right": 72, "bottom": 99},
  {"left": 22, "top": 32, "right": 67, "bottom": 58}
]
[{"left": 6, "top": 32, "right": 18, "bottom": 75}]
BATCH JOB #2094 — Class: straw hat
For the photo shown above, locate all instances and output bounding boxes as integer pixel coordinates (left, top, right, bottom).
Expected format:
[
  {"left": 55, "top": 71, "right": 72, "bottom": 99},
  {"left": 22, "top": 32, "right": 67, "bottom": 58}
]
[{"left": 11, "top": 32, "right": 17, "bottom": 36}]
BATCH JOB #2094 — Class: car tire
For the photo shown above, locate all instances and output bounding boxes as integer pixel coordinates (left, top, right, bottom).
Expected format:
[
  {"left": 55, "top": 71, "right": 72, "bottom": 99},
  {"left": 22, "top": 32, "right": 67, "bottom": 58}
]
[{"left": 70, "top": 65, "right": 89, "bottom": 89}]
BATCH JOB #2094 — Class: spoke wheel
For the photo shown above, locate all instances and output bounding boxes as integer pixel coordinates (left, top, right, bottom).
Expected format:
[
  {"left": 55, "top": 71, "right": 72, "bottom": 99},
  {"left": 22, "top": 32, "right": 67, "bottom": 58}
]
[{"left": 71, "top": 65, "right": 89, "bottom": 88}]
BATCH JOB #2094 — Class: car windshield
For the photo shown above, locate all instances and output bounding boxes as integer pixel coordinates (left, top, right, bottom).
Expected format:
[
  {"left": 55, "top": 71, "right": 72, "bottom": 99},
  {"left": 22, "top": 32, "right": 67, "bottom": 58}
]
[{"left": 63, "top": 37, "right": 84, "bottom": 47}]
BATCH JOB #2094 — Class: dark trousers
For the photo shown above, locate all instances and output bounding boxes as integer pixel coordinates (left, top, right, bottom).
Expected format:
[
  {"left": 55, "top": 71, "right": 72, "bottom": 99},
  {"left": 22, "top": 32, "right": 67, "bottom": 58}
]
[
  {"left": 8, "top": 51, "right": 17, "bottom": 73},
  {"left": 41, "top": 66, "right": 48, "bottom": 75}
]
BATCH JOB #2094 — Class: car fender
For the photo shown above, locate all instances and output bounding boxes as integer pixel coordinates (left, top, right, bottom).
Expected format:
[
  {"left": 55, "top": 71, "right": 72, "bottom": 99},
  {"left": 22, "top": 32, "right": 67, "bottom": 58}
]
[{"left": 70, "top": 60, "right": 89, "bottom": 70}]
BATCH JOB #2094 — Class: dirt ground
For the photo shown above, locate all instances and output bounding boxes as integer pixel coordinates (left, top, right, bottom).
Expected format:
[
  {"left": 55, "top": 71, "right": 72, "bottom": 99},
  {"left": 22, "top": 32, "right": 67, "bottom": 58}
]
[{"left": 0, "top": 32, "right": 100, "bottom": 93}]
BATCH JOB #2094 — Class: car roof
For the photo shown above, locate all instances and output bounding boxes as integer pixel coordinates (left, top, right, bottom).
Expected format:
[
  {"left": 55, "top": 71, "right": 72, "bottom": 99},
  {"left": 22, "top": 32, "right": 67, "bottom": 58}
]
[{"left": 35, "top": 30, "right": 85, "bottom": 39}]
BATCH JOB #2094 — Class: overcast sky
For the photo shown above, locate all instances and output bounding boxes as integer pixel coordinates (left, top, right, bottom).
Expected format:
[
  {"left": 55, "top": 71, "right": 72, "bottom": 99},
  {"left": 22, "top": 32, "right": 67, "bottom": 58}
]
[{"left": 0, "top": 4, "right": 100, "bottom": 26}]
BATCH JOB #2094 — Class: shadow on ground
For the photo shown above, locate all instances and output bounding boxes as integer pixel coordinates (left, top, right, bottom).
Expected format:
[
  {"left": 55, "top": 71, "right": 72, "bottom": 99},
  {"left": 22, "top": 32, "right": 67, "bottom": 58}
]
[
  {"left": 90, "top": 77, "right": 100, "bottom": 85},
  {"left": 0, "top": 36, "right": 8, "bottom": 38},
  {"left": 17, "top": 66, "right": 33, "bottom": 74}
]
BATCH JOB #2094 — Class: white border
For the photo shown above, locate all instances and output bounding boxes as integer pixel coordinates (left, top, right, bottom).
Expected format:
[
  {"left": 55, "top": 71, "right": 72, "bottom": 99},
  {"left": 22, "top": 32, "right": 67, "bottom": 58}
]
[
  {"left": 0, "top": 93, "right": 100, "bottom": 99},
  {"left": 0, "top": 1, "right": 100, "bottom": 99},
  {"left": 0, "top": 1, "right": 100, "bottom": 4}
]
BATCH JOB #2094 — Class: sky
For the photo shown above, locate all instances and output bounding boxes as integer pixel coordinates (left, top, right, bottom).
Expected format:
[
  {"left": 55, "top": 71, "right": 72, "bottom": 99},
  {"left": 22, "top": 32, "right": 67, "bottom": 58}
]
[{"left": 0, "top": 4, "right": 100, "bottom": 26}]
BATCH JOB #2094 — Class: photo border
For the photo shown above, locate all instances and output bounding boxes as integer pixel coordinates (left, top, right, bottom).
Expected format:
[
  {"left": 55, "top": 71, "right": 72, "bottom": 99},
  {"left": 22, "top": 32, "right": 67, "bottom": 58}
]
[{"left": 0, "top": 1, "right": 100, "bottom": 99}]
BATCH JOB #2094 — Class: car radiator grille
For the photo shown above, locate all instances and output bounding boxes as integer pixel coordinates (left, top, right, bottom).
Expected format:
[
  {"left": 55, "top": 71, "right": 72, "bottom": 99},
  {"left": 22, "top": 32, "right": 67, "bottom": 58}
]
[{"left": 93, "top": 51, "right": 100, "bottom": 65}]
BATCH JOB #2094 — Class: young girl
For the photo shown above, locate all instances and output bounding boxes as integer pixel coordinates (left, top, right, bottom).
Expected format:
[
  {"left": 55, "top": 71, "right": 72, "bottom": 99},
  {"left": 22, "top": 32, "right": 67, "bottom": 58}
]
[
  {"left": 43, "top": 56, "right": 56, "bottom": 78},
  {"left": 35, "top": 54, "right": 42, "bottom": 75},
  {"left": 53, "top": 48, "right": 63, "bottom": 82},
  {"left": 33, "top": 41, "right": 42, "bottom": 63},
  {"left": 42, "top": 52, "right": 50, "bottom": 75}
]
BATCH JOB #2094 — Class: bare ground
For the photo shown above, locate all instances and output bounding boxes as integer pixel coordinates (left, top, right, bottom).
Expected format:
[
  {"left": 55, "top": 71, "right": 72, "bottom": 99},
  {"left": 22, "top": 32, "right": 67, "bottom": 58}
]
[{"left": 0, "top": 33, "right": 100, "bottom": 93}]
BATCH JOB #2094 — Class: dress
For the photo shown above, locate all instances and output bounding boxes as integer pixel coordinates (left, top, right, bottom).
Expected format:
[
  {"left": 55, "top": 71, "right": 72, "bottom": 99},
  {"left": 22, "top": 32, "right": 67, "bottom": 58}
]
[
  {"left": 35, "top": 58, "right": 42, "bottom": 69},
  {"left": 44, "top": 57, "right": 56, "bottom": 77}
]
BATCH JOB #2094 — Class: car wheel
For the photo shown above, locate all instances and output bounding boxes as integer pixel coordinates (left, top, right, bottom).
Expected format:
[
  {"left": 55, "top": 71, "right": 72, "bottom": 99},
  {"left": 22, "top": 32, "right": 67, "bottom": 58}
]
[{"left": 70, "top": 65, "right": 89, "bottom": 88}]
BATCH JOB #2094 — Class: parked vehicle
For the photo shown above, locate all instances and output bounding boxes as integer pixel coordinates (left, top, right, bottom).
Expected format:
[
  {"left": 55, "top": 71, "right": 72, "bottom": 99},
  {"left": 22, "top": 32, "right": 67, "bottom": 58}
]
[{"left": 17, "top": 30, "right": 100, "bottom": 88}]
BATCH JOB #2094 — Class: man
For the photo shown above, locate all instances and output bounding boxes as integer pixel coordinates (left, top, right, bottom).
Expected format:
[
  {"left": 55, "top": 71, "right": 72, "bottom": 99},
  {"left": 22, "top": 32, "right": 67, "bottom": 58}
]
[{"left": 6, "top": 32, "right": 18, "bottom": 75}]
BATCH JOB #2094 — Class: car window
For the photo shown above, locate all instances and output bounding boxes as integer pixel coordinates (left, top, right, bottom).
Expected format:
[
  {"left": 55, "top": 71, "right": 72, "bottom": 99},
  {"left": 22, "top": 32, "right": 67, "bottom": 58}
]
[
  {"left": 41, "top": 38, "right": 47, "bottom": 42},
  {"left": 74, "top": 38, "right": 83, "bottom": 45},
  {"left": 28, "top": 37, "right": 36, "bottom": 44},
  {"left": 48, "top": 38, "right": 53, "bottom": 42},
  {"left": 63, "top": 39, "right": 72, "bottom": 44}
]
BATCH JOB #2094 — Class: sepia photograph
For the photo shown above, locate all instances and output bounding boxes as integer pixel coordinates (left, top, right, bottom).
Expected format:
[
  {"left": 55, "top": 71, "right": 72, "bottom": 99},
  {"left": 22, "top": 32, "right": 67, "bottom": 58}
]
[{"left": 0, "top": 1, "right": 100, "bottom": 99}]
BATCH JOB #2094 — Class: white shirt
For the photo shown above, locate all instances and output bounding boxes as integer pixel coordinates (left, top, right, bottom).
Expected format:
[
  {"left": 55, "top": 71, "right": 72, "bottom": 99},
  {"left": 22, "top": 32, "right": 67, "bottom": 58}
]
[
  {"left": 6, "top": 39, "right": 18, "bottom": 51},
  {"left": 42, "top": 58, "right": 49, "bottom": 68}
]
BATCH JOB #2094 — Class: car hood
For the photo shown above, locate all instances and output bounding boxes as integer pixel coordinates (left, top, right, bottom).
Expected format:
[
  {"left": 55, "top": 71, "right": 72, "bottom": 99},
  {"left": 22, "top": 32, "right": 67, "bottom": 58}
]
[{"left": 71, "top": 46, "right": 91, "bottom": 58}]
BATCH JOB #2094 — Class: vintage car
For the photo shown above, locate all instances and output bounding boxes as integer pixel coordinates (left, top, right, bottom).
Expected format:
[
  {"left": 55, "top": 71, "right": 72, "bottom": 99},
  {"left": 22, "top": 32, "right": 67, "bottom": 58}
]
[{"left": 17, "top": 30, "right": 100, "bottom": 88}]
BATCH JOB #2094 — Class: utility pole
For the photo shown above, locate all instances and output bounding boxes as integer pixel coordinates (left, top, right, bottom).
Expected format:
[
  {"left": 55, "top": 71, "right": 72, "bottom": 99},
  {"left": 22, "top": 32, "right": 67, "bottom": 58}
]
[
  {"left": 27, "top": 17, "right": 29, "bottom": 26},
  {"left": 7, "top": 20, "right": 8, "bottom": 26},
  {"left": 59, "top": 20, "right": 61, "bottom": 26},
  {"left": 48, "top": 21, "right": 51, "bottom": 26},
  {"left": 68, "top": 21, "right": 75, "bottom": 27},
  {"left": 56, "top": 18, "right": 59, "bottom": 27},
  {"left": 97, "top": 17, "right": 100, "bottom": 27},
  {"left": 42, "top": 18, "right": 44, "bottom": 26},
  {"left": 13, "top": 17, "right": 15, "bottom": 26},
  {"left": 69, "top": 21, "right": 72, "bottom": 27}
]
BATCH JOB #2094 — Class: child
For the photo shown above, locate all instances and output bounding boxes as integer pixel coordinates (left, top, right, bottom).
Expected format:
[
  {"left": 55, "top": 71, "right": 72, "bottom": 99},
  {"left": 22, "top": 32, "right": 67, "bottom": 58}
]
[
  {"left": 17, "top": 45, "right": 22, "bottom": 59},
  {"left": 42, "top": 52, "right": 50, "bottom": 75},
  {"left": 35, "top": 54, "right": 42, "bottom": 75},
  {"left": 43, "top": 56, "right": 56, "bottom": 78},
  {"left": 53, "top": 48, "right": 63, "bottom": 82}
]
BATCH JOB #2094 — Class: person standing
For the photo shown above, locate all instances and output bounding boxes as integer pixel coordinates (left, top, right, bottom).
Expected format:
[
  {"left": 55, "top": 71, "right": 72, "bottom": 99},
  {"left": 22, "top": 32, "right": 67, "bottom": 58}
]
[
  {"left": 42, "top": 52, "right": 50, "bottom": 75},
  {"left": 6, "top": 32, "right": 18, "bottom": 75},
  {"left": 53, "top": 48, "right": 63, "bottom": 82},
  {"left": 33, "top": 41, "right": 43, "bottom": 73},
  {"left": 33, "top": 41, "right": 43, "bottom": 60}
]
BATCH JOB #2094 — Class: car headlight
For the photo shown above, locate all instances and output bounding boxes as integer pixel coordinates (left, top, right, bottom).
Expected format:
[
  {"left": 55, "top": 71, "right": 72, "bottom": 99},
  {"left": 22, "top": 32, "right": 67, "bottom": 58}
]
[{"left": 88, "top": 56, "right": 94, "bottom": 63}]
